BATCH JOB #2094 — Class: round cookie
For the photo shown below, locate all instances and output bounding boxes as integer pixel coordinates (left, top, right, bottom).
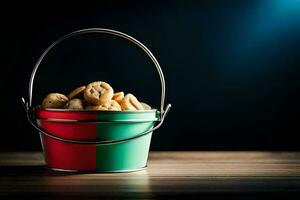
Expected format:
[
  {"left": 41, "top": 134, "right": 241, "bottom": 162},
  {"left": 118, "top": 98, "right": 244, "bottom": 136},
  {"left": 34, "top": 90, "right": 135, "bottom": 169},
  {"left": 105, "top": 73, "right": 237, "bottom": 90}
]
[
  {"left": 84, "top": 81, "right": 114, "bottom": 105},
  {"left": 120, "top": 93, "right": 144, "bottom": 111},
  {"left": 86, "top": 100, "right": 121, "bottom": 111},
  {"left": 42, "top": 93, "right": 68, "bottom": 109},
  {"left": 67, "top": 86, "right": 86, "bottom": 99},
  {"left": 64, "top": 98, "right": 84, "bottom": 110},
  {"left": 112, "top": 91, "right": 124, "bottom": 103}
]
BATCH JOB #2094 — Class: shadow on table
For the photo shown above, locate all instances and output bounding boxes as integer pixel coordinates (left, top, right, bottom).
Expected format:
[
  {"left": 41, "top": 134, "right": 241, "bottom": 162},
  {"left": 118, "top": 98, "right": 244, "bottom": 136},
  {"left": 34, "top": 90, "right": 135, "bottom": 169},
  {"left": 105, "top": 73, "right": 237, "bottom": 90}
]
[
  {"left": 0, "top": 165, "right": 156, "bottom": 199},
  {"left": 0, "top": 165, "right": 46, "bottom": 176},
  {"left": 0, "top": 165, "right": 114, "bottom": 177}
]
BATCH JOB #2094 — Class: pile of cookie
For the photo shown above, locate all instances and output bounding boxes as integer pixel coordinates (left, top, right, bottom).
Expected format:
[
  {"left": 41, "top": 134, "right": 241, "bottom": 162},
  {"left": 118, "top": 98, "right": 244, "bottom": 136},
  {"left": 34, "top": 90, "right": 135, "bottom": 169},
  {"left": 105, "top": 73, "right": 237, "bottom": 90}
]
[{"left": 41, "top": 81, "right": 151, "bottom": 111}]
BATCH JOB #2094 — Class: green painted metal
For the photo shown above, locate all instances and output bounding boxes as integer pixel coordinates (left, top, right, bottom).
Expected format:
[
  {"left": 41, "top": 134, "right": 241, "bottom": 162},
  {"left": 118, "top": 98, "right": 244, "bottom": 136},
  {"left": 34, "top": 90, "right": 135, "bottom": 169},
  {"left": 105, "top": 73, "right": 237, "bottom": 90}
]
[
  {"left": 95, "top": 109, "right": 157, "bottom": 171},
  {"left": 96, "top": 110, "right": 159, "bottom": 121}
]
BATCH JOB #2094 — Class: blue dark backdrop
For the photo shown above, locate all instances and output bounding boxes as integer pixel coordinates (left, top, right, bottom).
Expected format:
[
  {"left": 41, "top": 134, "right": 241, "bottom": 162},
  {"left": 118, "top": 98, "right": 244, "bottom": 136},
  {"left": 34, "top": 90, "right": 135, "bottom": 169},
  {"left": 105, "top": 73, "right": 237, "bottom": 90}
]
[{"left": 1, "top": 0, "right": 300, "bottom": 150}]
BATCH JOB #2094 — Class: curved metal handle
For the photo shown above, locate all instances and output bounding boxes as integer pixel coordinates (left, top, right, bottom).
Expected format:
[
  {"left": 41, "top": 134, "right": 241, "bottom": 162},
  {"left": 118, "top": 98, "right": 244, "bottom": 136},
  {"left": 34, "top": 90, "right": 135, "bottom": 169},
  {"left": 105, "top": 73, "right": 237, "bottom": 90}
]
[
  {"left": 22, "top": 98, "right": 171, "bottom": 145},
  {"left": 28, "top": 28, "right": 166, "bottom": 116}
]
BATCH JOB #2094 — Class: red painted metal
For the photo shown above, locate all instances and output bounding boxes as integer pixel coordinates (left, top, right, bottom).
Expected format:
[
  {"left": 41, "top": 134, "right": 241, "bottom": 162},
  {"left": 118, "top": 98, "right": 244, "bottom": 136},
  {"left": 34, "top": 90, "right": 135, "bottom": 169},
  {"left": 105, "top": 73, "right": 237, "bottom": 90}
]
[
  {"left": 38, "top": 120, "right": 96, "bottom": 140},
  {"left": 38, "top": 118, "right": 97, "bottom": 170},
  {"left": 37, "top": 108, "right": 97, "bottom": 120},
  {"left": 42, "top": 136, "right": 96, "bottom": 170}
]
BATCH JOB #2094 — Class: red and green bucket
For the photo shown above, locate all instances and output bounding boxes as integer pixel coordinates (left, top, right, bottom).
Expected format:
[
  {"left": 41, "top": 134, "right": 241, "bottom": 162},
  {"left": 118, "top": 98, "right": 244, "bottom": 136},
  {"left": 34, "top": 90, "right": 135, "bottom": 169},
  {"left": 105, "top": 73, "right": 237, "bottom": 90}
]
[{"left": 22, "top": 28, "right": 171, "bottom": 172}]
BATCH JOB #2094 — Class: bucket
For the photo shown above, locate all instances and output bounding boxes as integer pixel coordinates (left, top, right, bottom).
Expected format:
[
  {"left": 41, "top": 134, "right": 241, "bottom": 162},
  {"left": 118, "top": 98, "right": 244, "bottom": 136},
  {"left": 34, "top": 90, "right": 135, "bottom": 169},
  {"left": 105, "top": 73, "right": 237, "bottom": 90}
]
[{"left": 22, "top": 28, "right": 171, "bottom": 172}]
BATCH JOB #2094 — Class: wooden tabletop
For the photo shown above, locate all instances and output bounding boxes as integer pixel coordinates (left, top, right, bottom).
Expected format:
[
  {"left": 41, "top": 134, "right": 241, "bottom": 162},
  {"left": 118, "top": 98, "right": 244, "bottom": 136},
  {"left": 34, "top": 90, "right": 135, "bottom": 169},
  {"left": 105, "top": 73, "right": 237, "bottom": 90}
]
[{"left": 1, "top": 151, "right": 300, "bottom": 199}]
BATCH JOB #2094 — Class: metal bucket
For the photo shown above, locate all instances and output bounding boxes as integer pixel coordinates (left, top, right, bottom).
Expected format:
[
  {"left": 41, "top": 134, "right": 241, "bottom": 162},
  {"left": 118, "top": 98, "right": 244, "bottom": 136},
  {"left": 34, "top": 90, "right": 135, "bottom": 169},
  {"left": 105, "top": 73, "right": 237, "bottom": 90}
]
[{"left": 22, "top": 28, "right": 171, "bottom": 172}]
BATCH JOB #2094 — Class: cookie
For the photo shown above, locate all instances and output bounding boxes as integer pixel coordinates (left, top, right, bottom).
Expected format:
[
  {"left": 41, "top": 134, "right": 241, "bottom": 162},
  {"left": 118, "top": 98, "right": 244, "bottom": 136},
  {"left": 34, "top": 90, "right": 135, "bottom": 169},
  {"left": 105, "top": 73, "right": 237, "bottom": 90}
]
[
  {"left": 84, "top": 81, "right": 114, "bottom": 105},
  {"left": 42, "top": 93, "right": 69, "bottom": 109},
  {"left": 67, "top": 86, "right": 86, "bottom": 99},
  {"left": 141, "top": 102, "right": 151, "bottom": 110},
  {"left": 64, "top": 98, "right": 84, "bottom": 110},
  {"left": 120, "top": 93, "right": 144, "bottom": 111},
  {"left": 86, "top": 100, "right": 121, "bottom": 111},
  {"left": 112, "top": 91, "right": 124, "bottom": 103}
]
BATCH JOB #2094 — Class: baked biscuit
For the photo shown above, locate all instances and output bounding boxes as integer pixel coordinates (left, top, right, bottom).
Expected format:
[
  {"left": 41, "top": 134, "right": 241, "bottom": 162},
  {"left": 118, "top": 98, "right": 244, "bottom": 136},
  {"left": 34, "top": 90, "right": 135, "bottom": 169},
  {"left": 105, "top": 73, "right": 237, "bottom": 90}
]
[
  {"left": 64, "top": 98, "right": 84, "bottom": 110},
  {"left": 86, "top": 100, "right": 121, "bottom": 111},
  {"left": 67, "top": 86, "right": 86, "bottom": 99},
  {"left": 120, "top": 93, "right": 144, "bottom": 111},
  {"left": 141, "top": 102, "right": 151, "bottom": 110},
  {"left": 42, "top": 93, "right": 68, "bottom": 109},
  {"left": 84, "top": 81, "right": 114, "bottom": 105},
  {"left": 112, "top": 91, "right": 124, "bottom": 103}
]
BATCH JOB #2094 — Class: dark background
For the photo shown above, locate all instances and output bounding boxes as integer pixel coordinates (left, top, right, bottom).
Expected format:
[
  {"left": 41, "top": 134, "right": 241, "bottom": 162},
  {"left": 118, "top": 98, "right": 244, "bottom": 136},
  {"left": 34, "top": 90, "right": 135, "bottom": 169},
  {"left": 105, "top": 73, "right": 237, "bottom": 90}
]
[{"left": 0, "top": 0, "right": 300, "bottom": 151}]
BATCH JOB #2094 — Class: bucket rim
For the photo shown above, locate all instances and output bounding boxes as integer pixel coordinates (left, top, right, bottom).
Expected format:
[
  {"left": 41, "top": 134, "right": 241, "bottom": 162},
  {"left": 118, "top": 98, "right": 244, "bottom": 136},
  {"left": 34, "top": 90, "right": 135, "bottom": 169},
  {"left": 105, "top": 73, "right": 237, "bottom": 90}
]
[
  {"left": 48, "top": 166, "right": 147, "bottom": 173},
  {"left": 36, "top": 118, "right": 158, "bottom": 123},
  {"left": 36, "top": 106, "right": 158, "bottom": 113}
]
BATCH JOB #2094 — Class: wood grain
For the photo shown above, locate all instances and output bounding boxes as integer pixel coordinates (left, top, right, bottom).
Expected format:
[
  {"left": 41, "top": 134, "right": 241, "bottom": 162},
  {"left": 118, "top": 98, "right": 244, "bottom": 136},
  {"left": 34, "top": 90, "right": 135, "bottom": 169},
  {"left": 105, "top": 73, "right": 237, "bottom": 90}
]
[{"left": 1, "top": 151, "right": 300, "bottom": 199}]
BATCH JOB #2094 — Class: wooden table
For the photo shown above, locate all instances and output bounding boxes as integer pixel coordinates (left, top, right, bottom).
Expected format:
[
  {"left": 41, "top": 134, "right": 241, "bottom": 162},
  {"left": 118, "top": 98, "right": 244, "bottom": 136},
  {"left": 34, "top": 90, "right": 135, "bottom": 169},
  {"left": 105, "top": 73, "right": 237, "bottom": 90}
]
[{"left": 1, "top": 152, "right": 300, "bottom": 199}]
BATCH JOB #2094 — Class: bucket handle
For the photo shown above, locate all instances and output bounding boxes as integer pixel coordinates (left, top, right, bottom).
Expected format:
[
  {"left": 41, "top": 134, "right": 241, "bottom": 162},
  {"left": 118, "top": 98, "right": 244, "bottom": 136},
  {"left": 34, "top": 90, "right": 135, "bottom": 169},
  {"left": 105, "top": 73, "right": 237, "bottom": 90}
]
[
  {"left": 24, "top": 28, "right": 168, "bottom": 117},
  {"left": 21, "top": 28, "right": 171, "bottom": 145}
]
